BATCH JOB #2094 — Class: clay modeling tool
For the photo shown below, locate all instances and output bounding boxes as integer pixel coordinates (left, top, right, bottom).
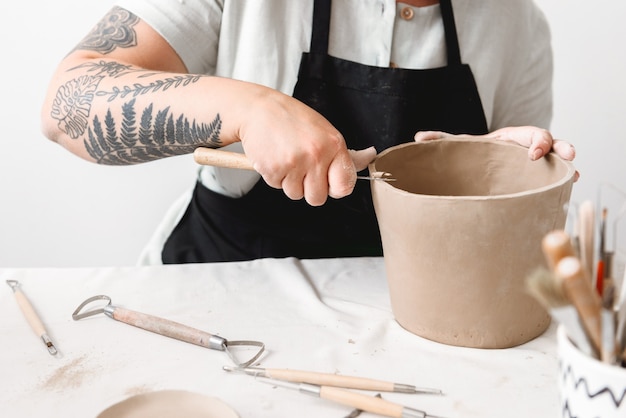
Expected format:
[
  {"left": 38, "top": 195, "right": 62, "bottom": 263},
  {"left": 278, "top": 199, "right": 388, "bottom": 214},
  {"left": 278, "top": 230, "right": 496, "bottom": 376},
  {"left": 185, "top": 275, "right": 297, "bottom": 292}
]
[
  {"left": 576, "top": 200, "right": 595, "bottom": 284},
  {"left": 555, "top": 256, "right": 603, "bottom": 359},
  {"left": 193, "top": 147, "right": 395, "bottom": 181},
  {"left": 72, "top": 295, "right": 265, "bottom": 367},
  {"left": 222, "top": 365, "right": 443, "bottom": 395},
  {"left": 6, "top": 280, "right": 58, "bottom": 355},
  {"left": 345, "top": 393, "right": 383, "bottom": 418},
  {"left": 256, "top": 377, "right": 445, "bottom": 418}
]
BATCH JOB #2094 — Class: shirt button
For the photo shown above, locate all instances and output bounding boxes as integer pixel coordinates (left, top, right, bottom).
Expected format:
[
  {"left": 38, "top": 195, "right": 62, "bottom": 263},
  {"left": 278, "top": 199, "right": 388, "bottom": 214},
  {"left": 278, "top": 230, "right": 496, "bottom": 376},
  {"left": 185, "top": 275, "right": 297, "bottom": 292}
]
[{"left": 401, "top": 7, "right": 414, "bottom": 20}]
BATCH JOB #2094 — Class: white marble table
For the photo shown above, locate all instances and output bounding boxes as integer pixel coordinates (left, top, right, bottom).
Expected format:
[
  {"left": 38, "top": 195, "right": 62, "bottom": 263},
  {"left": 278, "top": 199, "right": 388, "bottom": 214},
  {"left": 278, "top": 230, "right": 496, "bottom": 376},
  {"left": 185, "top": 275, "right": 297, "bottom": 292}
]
[{"left": 0, "top": 257, "right": 560, "bottom": 417}]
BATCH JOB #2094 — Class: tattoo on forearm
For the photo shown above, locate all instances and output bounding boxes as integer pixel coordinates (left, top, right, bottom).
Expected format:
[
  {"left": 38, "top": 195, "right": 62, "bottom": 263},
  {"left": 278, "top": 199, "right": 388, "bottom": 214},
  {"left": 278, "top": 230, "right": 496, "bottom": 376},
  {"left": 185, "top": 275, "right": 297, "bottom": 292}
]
[
  {"left": 84, "top": 98, "right": 222, "bottom": 165},
  {"left": 73, "top": 6, "right": 139, "bottom": 54},
  {"left": 51, "top": 60, "right": 220, "bottom": 164}
]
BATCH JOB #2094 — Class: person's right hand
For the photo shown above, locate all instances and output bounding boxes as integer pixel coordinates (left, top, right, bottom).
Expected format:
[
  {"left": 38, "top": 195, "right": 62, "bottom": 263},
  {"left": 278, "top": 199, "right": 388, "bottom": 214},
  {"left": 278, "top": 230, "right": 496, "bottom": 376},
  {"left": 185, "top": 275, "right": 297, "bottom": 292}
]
[{"left": 237, "top": 89, "right": 375, "bottom": 206}]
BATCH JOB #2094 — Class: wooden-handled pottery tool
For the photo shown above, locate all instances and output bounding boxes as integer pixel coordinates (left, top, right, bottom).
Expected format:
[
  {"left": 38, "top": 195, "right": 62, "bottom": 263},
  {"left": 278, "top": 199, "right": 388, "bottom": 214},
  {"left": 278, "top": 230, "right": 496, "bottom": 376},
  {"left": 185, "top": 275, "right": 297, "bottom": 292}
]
[
  {"left": 222, "top": 365, "right": 442, "bottom": 395},
  {"left": 193, "top": 147, "right": 395, "bottom": 181},
  {"left": 6, "top": 280, "right": 58, "bottom": 355},
  {"left": 555, "top": 256, "right": 603, "bottom": 359},
  {"left": 72, "top": 295, "right": 265, "bottom": 368},
  {"left": 256, "top": 377, "right": 445, "bottom": 418}
]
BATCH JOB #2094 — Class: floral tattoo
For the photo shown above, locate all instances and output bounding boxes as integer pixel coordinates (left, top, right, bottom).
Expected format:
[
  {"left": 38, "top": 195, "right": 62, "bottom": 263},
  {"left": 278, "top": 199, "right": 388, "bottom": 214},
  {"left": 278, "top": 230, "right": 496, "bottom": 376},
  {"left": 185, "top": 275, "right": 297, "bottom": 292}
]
[{"left": 52, "top": 7, "right": 222, "bottom": 164}]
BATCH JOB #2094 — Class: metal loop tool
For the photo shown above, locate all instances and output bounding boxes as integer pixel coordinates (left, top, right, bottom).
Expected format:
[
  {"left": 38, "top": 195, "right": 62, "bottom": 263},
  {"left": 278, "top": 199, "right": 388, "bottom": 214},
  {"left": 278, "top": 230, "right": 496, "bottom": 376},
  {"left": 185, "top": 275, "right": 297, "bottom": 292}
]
[{"left": 72, "top": 295, "right": 265, "bottom": 368}]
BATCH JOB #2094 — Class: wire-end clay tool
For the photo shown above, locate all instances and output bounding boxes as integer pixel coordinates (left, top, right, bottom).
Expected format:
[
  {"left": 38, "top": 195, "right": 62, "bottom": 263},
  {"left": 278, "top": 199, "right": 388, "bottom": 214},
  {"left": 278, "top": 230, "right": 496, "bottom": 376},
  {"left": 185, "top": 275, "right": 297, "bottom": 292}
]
[
  {"left": 223, "top": 365, "right": 442, "bottom": 395},
  {"left": 72, "top": 295, "right": 265, "bottom": 368},
  {"left": 256, "top": 377, "right": 446, "bottom": 418},
  {"left": 6, "top": 280, "right": 57, "bottom": 355}
]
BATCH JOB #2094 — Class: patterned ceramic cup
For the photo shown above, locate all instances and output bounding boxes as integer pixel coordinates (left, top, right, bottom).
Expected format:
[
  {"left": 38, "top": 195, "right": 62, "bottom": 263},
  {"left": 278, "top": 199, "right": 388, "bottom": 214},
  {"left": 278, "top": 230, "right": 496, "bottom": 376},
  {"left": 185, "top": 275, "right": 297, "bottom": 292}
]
[{"left": 557, "top": 325, "right": 626, "bottom": 418}]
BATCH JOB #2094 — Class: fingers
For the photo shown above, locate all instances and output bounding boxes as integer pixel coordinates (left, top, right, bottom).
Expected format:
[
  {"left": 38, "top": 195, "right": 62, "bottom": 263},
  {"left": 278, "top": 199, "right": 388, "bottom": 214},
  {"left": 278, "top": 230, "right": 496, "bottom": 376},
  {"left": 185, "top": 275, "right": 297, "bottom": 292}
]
[
  {"left": 415, "top": 126, "right": 577, "bottom": 162},
  {"left": 414, "top": 131, "right": 448, "bottom": 142},
  {"left": 327, "top": 150, "right": 357, "bottom": 200},
  {"left": 552, "top": 140, "right": 576, "bottom": 161}
]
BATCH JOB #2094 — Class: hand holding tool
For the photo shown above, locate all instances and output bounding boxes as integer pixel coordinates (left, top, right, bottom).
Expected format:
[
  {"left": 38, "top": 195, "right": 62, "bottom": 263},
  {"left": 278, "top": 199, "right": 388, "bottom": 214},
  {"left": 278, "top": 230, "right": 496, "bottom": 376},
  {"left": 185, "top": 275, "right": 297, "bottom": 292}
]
[
  {"left": 193, "top": 147, "right": 395, "bottom": 181},
  {"left": 72, "top": 295, "right": 265, "bottom": 367},
  {"left": 6, "top": 280, "right": 57, "bottom": 355}
]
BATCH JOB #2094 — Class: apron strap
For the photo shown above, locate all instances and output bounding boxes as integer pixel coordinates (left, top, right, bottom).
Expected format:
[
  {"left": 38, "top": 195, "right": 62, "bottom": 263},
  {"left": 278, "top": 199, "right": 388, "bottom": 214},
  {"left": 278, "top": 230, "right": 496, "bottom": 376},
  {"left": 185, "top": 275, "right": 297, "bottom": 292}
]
[
  {"left": 439, "top": 0, "right": 462, "bottom": 66},
  {"left": 310, "top": 0, "right": 331, "bottom": 54}
]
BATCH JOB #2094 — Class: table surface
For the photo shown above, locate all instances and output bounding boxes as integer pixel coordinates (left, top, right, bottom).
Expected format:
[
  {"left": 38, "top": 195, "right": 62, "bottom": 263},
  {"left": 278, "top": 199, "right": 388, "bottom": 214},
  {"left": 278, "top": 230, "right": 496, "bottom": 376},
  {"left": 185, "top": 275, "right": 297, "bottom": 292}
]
[{"left": 0, "top": 257, "right": 560, "bottom": 418}]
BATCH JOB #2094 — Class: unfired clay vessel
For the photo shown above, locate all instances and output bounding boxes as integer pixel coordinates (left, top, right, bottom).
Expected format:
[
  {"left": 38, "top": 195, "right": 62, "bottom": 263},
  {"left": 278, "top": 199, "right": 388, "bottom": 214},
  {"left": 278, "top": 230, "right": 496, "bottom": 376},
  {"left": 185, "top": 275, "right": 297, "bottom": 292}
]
[{"left": 370, "top": 139, "right": 576, "bottom": 348}]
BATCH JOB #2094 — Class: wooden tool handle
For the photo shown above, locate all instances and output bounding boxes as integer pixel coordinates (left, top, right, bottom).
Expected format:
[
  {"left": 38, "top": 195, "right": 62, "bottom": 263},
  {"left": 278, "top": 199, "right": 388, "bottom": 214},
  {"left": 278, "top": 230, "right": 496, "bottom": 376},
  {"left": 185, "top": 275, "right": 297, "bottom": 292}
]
[
  {"left": 319, "top": 386, "right": 404, "bottom": 418},
  {"left": 577, "top": 200, "right": 595, "bottom": 280},
  {"left": 13, "top": 289, "right": 46, "bottom": 337},
  {"left": 111, "top": 307, "right": 223, "bottom": 350},
  {"left": 556, "top": 256, "right": 603, "bottom": 356},
  {"left": 267, "top": 369, "right": 395, "bottom": 392},
  {"left": 542, "top": 230, "right": 575, "bottom": 271},
  {"left": 193, "top": 147, "right": 254, "bottom": 170}
]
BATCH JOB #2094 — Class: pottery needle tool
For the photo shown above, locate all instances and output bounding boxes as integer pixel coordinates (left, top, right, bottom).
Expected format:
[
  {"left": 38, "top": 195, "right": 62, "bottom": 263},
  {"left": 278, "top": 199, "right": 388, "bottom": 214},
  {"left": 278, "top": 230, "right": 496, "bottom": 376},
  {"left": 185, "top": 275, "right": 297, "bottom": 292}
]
[
  {"left": 222, "top": 365, "right": 443, "bottom": 395},
  {"left": 6, "top": 280, "right": 58, "bottom": 355},
  {"left": 193, "top": 147, "right": 395, "bottom": 182},
  {"left": 256, "top": 377, "right": 445, "bottom": 418},
  {"left": 72, "top": 295, "right": 265, "bottom": 368}
]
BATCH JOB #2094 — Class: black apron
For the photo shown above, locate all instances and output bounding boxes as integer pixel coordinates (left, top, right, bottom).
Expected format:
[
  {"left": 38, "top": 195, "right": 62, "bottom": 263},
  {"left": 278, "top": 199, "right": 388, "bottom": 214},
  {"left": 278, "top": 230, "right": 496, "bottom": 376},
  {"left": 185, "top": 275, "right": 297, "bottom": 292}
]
[{"left": 162, "top": 0, "right": 488, "bottom": 263}]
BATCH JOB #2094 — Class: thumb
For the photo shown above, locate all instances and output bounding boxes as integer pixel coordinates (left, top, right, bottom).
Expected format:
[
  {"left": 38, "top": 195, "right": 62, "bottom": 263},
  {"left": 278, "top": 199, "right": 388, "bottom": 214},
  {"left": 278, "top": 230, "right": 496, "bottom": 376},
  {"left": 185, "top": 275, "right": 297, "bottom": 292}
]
[{"left": 348, "top": 146, "right": 377, "bottom": 172}]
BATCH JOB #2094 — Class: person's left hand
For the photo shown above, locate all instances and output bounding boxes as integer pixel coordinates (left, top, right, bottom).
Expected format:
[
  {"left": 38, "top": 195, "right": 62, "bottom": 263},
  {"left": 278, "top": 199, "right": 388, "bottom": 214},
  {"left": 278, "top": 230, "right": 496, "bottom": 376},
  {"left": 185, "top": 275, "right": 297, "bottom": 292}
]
[{"left": 414, "top": 126, "right": 578, "bottom": 180}]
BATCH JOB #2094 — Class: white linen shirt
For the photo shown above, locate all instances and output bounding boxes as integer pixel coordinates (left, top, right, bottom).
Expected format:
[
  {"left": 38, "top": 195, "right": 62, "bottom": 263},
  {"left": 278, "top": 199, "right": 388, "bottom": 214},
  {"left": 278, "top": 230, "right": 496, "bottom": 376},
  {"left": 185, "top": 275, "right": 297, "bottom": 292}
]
[{"left": 115, "top": 0, "right": 553, "bottom": 197}]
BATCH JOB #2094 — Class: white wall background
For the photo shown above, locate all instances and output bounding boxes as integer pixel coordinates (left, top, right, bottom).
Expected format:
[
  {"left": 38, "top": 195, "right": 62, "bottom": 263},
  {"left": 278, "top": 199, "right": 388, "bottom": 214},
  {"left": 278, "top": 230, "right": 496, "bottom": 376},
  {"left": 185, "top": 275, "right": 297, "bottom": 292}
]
[{"left": 1, "top": 1, "right": 625, "bottom": 267}]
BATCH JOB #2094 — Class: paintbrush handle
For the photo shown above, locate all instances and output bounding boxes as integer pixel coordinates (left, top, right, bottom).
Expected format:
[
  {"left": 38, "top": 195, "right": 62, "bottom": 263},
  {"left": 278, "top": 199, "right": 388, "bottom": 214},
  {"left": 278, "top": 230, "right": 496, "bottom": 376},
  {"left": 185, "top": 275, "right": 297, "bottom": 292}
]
[
  {"left": 194, "top": 147, "right": 254, "bottom": 170},
  {"left": 542, "top": 230, "right": 576, "bottom": 271},
  {"left": 267, "top": 368, "right": 396, "bottom": 392},
  {"left": 556, "top": 256, "right": 603, "bottom": 356},
  {"left": 106, "top": 306, "right": 227, "bottom": 351},
  {"left": 577, "top": 200, "right": 595, "bottom": 281}
]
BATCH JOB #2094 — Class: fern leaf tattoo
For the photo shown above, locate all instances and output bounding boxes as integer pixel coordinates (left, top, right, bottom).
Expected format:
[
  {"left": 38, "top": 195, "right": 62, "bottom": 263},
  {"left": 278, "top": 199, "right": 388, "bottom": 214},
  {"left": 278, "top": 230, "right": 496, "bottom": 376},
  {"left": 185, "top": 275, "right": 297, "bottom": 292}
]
[{"left": 84, "top": 98, "right": 222, "bottom": 165}]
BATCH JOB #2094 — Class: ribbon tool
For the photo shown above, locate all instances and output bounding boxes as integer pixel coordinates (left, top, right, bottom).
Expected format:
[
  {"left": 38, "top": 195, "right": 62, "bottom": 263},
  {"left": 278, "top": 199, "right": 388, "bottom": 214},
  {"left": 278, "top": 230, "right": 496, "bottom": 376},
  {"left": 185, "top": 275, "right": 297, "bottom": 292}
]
[{"left": 72, "top": 295, "right": 265, "bottom": 367}]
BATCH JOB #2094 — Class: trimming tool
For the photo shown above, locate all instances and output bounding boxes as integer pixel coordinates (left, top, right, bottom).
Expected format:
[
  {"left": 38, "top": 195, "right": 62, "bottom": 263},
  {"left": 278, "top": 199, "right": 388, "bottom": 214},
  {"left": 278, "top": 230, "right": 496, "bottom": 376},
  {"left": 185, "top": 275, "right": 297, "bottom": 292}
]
[
  {"left": 223, "top": 365, "right": 442, "bottom": 395},
  {"left": 193, "top": 147, "right": 395, "bottom": 181},
  {"left": 72, "top": 295, "right": 265, "bottom": 367},
  {"left": 6, "top": 280, "right": 58, "bottom": 355}
]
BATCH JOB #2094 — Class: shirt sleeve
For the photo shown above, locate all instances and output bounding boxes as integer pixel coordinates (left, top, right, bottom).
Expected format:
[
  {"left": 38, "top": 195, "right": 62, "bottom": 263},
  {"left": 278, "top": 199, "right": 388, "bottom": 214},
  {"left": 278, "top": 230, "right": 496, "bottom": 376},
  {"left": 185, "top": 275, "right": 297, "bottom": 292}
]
[{"left": 114, "top": 0, "right": 224, "bottom": 75}]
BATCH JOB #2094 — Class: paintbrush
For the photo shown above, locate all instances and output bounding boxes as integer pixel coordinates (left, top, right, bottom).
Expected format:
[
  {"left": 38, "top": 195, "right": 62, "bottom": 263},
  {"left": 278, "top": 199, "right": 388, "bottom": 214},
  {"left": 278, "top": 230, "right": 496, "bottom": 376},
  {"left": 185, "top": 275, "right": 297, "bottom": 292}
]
[
  {"left": 577, "top": 200, "right": 595, "bottom": 283},
  {"left": 223, "top": 365, "right": 442, "bottom": 395},
  {"left": 256, "top": 377, "right": 445, "bottom": 418},
  {"left": 525, "top": 268, "right": 593, "bottom": 356},
  {"left": 555, "top": 256, "right": 603, "bottom": 359},
  {"left": 596, "top": 207, "right": 607, "bottom": 297}
]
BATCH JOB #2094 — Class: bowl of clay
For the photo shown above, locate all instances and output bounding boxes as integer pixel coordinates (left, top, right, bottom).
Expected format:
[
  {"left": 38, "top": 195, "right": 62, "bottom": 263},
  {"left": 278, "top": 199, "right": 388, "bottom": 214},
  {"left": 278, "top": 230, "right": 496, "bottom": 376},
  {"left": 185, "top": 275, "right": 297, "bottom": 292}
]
[{"left": 369, "top": 138, "right": 576, "bottom": 348}]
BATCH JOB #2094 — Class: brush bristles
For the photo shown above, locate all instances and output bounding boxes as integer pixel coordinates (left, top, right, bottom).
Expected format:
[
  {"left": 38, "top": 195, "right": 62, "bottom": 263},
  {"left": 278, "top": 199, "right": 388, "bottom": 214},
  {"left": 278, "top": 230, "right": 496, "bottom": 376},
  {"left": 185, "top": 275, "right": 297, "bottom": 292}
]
[{"left": 525, "top": 267, "right": 569, "bottom": 308}]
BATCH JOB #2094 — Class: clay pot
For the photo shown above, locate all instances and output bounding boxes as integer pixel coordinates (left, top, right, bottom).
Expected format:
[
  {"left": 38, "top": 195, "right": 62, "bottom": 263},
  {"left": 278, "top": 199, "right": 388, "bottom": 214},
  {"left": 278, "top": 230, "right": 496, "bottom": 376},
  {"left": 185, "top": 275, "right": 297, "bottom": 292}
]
[{"left": 370, "top": 139, "right": 576, "bottom": 348}]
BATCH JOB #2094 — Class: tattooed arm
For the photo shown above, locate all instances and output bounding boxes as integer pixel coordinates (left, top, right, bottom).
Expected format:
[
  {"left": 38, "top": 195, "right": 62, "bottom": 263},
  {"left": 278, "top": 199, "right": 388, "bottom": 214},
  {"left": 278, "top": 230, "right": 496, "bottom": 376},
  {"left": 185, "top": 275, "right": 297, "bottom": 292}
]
[{"left": 40, "top": 7, "right": 366, "bottom": 205}]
